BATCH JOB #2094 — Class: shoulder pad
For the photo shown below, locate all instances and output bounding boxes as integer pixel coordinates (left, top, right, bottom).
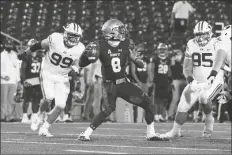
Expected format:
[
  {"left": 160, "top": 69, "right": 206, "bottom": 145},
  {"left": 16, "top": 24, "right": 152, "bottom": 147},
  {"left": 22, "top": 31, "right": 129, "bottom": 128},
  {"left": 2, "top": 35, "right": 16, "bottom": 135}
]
[
  {"left": 185, "top": 39, "right": 194, "bottom": 58},
  {"left": 48, "top": 32, "right": 62, "bottom": 46}
]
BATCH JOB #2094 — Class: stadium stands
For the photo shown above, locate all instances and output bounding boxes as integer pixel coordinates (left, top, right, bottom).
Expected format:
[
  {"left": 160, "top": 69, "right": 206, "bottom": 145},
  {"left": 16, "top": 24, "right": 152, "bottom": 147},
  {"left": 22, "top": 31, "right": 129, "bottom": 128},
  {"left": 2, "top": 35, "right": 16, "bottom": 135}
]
[{"left": 1, "top": 0, "right": 230, "bottom": 52}]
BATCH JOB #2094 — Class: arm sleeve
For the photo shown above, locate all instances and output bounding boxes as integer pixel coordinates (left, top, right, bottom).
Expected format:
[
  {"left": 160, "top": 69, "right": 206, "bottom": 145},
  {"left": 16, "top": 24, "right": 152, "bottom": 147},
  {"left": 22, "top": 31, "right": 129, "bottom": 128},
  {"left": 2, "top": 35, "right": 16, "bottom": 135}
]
[
  {"left": 0, "top": 53, "right": 7, "bottom": 78},
  {"left": 20, "top": 61, "right": 27, "bottom": 83},
  {"left": 183, "top": 42, "right": 194, "bottom": 82},
  {"left": 212, "top": 48, "right": 227, "bottom": 73},
  {"left": 131, "top": 62, "right": 140, "bottom": 83},
  {"left": 172, "top": 2, "right": 178, "bottom": 13},
  {"left": 147, "top": 61, "right": 155, "bottom": 83}
]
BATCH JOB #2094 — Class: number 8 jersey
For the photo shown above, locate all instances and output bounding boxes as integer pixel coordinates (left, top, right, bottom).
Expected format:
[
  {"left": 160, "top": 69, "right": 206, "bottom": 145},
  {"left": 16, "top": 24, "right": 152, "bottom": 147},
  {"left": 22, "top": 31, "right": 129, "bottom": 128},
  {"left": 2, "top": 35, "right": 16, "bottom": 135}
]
[
  {"left": 42, "top": 32, "right": 85, "bottom": 76},
  {"left": 185, "top": 38, "right": 218, "bottom": 82}
]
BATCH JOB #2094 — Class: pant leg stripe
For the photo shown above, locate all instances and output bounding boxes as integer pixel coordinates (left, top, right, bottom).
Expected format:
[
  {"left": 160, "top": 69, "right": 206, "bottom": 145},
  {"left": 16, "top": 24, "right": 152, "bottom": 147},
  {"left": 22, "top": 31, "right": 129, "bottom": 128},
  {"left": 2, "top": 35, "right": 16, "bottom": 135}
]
[{"left": 208, "top": 84, "right": 223, "bottom": 102}]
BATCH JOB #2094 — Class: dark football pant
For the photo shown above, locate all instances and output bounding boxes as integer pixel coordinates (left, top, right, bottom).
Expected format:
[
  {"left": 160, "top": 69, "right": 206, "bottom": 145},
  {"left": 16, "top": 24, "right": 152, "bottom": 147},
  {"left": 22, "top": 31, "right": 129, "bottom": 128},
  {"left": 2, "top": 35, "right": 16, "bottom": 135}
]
[
  {"left": 23, "top": 85, "right": 43, "bottom": 114},
  {"left": 90, "top": 80, "right": 154, "bottom": 130}
]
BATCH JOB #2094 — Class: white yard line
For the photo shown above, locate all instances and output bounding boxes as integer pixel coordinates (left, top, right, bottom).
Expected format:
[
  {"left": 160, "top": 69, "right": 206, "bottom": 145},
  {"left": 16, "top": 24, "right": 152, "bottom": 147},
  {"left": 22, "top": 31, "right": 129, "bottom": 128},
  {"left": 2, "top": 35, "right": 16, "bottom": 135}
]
[
  {"left": 1, "top": 126, "right": 230, "bottom": 133},
  {"left": 1, "top": 131, "right": 231, "bottom": 140},
  {"left": 66, "top": 149, "right": 128, "bottom": 154},
  {"left": 1, "top": 122, "right": 231, "bottom": 126},
  {"left": 1, "top": 140, "right": 230, "bottom": 152}
]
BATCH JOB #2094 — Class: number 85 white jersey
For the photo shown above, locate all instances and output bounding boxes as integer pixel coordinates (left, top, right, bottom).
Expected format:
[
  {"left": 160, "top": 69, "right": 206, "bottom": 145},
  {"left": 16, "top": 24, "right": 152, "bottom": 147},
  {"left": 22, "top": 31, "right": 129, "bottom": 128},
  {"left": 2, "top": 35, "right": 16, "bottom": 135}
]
[
  {"left": 42, "top": 32, "right": 85, "bottom": 76},
  {"left": 185, "top": 38, "right": 218, "bottom": 82}
]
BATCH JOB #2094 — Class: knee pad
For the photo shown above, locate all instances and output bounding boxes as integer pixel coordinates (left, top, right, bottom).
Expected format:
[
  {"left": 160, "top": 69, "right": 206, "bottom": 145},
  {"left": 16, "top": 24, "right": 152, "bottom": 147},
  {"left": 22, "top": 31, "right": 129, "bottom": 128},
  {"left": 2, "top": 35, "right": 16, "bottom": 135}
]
[
  {"left": 198, "top": 91, "right": 209, "bottom": 105},
  {"left": 177, "top": 100, "right": 191, "bottom": 113}
]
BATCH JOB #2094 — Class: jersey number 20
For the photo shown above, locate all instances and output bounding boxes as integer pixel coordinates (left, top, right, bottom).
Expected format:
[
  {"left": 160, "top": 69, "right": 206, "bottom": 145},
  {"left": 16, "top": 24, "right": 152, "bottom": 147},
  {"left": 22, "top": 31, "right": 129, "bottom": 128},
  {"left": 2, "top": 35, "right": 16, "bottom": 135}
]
[
  {"left": 192, "top": 53, "right": 213, "bottom": 67},
  {"left": 50, "top": 53, "right": 73, "bottom": 68}
]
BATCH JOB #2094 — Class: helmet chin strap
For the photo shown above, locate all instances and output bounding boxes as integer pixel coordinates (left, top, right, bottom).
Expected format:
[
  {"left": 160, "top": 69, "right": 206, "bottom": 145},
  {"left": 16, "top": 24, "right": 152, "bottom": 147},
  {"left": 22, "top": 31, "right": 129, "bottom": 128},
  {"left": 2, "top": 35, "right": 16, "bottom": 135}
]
[{"left": 107, "top": 40, "right": 120, "bottom": 47}]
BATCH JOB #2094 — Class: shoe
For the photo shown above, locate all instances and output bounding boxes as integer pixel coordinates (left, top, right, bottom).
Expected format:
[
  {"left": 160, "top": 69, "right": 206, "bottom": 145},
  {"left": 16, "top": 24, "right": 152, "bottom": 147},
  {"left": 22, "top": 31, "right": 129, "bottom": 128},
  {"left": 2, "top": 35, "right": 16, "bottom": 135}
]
[
  {"left": 160, "top": 130, "right": 181, "bottom": 139},
  {"left": 21, "top": 115, "right": 31, "bottom": 124},
  {"left": 38, "top": 126, "right": 53, "bottom": 137},
  {"left": 146, "top": 133, "right": 169, "bottom": 141},
  {"left": 202, "top": 129, "right": 212, "bottom": 138},
  {"left": 31, "top": 114, "right": 42, "bottom": 131},
  {"left": 78, "top": 132, "right": 91, "bottom": 141}
]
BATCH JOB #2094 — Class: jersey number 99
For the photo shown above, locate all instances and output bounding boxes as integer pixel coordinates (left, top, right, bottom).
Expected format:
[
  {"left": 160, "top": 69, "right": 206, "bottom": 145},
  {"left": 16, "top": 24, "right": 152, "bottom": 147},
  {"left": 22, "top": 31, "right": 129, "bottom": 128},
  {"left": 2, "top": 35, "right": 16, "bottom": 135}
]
[
  {"left": 192, "top": 53, "right": 213, "bottom": 67},
  {"left": 50, "top": 53, "right": 73, "bottom": 68}
]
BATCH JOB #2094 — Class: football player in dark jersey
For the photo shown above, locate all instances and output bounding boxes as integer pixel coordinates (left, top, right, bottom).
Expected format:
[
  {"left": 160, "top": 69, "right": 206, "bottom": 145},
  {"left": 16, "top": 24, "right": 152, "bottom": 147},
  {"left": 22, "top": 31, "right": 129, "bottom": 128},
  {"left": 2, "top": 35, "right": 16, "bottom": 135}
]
[
  {"left": 131, "top": 44, "right": 151, "bottom": 123},
  {"left": 18, "top": 39, "right": 43, "bottom": 123},
  {"left": 77, "top": 19, "right": 168, "bottom": 141},
  {"left": 148, "top": 43, "right": 172, "bottom": 122}
]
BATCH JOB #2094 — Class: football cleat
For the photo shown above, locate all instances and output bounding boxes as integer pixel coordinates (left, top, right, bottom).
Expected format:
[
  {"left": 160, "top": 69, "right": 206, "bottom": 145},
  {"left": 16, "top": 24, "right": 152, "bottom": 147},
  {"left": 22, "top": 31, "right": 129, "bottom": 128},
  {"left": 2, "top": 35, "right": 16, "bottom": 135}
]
[
  {"left": 38, "top": 127, "right": 53, "bottom": 137},
  {"left": 78, "top": 132, "right": 91, "bottom": 141},
  {"left": 21, "top": 115, "right": 31, "bottom": 124},
  {"left": 202, "top": 128, "right": 213, "bottom": 138},
  {"left": 159, "top": 130, "right": 181, "bottom": 139},
  {"left": 146, "top": 133, "right": 169, "bottom": 141}
]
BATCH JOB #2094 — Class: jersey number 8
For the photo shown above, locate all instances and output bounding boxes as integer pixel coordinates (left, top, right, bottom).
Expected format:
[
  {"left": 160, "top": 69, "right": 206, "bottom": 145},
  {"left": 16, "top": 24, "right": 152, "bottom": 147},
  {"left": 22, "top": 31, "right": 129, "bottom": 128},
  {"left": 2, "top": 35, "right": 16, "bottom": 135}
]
[
  {"left": 111, "top": 57, "right": 121, "bottom": 73},
  {"left": 192, "top": 53, "right": 213, "bottom": 67},
  {"left": 50, "top": 53, "right": 73, "bottom": 68}
]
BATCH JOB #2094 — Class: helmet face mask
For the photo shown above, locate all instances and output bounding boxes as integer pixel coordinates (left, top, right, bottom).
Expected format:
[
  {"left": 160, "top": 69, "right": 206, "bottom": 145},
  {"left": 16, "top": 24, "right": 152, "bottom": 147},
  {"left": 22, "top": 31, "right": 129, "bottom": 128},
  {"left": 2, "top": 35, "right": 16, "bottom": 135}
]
[
  {"left": 63, "top": 23, "right": 83, "bottom": 47},
  {"left": 193, "top": 21, "right": 212, "bottom": 47},
  {"left": 157, "top": 43, "right": 168, "bottom": 59},
  {"left": 63, "top": 31, "right": 81, "bottom": 47},
  {"left": 194, "top": 32, "right": 212, "bottom": 47},
  {"left": 102, "top": 19, "right": 127, "bottom": 42}
]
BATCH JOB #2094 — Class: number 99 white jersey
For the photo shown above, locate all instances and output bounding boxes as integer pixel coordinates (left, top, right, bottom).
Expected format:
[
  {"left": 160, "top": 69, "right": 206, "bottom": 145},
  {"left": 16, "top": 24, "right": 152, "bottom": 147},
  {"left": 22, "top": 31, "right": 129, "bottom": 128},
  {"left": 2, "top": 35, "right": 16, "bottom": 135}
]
[
  {"left": 42, "top": 32, "right": 85, "bottom": 76},
  {"left": 185, "top": 38, "right": 219, "bottom": 82}
]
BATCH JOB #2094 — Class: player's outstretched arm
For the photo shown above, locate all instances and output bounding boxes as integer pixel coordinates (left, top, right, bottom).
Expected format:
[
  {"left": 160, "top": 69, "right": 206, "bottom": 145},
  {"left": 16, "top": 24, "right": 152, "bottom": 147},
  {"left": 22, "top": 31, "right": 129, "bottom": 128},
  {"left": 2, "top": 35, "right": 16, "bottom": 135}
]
[{"left": 24, "top": 37, "right": 50, "bottom": 54}]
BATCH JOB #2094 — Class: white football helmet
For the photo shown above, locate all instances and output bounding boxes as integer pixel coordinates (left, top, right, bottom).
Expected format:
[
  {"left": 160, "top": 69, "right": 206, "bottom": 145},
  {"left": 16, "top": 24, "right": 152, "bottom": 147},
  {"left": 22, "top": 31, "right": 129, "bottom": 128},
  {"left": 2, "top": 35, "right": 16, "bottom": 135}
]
[
  {"left": 63, "top": 23, "right": 83, "bottom": 47},
  {"left": 220, "top": 25, "right": 231, "bottom": 41},
  {"left": 193, "top": 21, "right": 213, "bottom": 47}
]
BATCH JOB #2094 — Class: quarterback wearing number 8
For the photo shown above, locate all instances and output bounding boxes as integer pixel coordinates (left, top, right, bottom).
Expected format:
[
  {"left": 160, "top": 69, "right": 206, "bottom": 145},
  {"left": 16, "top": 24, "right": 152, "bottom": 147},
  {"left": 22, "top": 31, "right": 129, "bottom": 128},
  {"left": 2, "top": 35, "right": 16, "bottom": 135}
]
[
  {"left": 160, "top": 21, "right": 224, "bottom": 139},
  {"left": 77, "top": 19, "right": 168, "bottom": 141},
  {"left": 24, "top": 23, "right": 85, "bottom": 137}
]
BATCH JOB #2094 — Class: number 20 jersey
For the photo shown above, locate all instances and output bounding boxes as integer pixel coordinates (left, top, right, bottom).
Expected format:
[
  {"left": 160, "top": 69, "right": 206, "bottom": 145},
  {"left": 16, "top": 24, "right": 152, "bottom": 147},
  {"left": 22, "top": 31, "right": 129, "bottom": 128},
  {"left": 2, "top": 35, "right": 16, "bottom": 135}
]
[
  {"left": 42, "top": 32, "right": 85, "bottom": 76},
  {"left": 185, "top": 38, "right": 217, "bottom": 82}
]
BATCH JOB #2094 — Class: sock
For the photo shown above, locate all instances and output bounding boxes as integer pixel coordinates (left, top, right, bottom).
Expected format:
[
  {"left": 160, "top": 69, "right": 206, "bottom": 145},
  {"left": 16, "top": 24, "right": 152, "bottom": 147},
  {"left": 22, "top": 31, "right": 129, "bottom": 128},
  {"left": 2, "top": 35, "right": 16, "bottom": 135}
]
[
  {"left": 172, "top": 121, "right": 181, "bottom": 134},
  {"left": 47, "top": 106, "right": 63, "bottom": 124},
  {"left": 41, "top": 121, "right": 51, "bottom": 129},
  {"left": 23, "top": 113, "right": 28, "bottom": 119},
  {"left": 204, "top": 113, "right": 214, "bottom": 132},
  {"left": 147, "top": 122, "right": 155, "bottom": 135},
  {"left": 193, "top": 110, "right": 199, "bottom": 120},
  {"left": 83, "top": 127, "right": 93, "bottom": 136}
]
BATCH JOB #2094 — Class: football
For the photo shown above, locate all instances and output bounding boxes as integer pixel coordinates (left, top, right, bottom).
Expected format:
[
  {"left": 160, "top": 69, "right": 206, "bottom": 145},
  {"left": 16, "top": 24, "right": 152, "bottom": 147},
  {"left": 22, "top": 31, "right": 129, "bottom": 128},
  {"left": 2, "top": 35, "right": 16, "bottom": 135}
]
[{"left": 85, "top": 42, "right": 100, "bottom": 63}]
